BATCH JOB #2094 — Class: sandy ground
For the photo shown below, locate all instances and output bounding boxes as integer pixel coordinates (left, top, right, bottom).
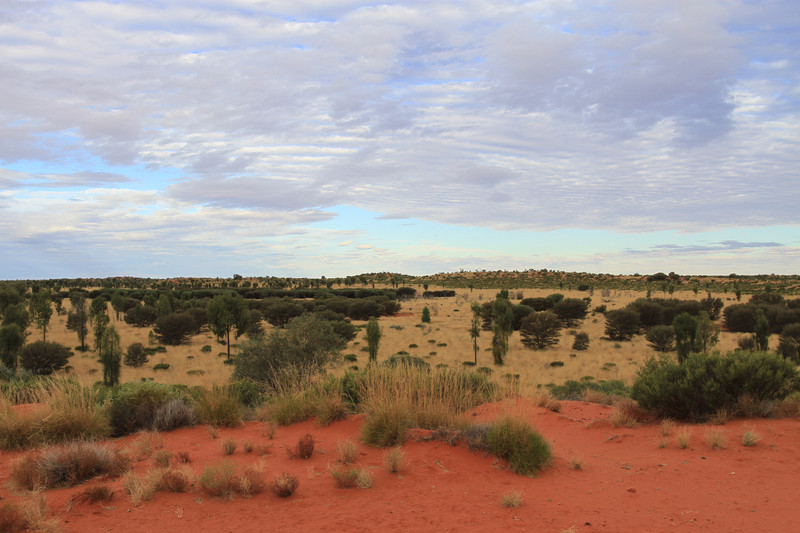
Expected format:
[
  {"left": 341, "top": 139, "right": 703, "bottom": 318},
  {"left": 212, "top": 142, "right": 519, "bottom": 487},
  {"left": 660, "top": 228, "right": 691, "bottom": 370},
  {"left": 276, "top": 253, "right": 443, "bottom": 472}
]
[{"left": 1, "top": 400, "right": 798, "bottom": 533}]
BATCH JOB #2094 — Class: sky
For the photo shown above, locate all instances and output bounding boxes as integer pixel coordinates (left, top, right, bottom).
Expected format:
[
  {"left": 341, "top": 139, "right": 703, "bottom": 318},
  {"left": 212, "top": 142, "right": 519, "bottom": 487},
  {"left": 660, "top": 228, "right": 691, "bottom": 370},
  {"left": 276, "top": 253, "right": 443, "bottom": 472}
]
[{"left": 1, "top": 0, "right": 798, "bottom": 279}]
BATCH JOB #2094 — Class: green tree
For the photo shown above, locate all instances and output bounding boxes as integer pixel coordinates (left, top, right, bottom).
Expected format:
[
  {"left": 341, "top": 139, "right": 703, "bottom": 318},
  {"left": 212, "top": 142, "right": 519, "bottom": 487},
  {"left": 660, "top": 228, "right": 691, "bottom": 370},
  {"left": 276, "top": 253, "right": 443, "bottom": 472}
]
[
  {"left": 469, "top": 302, "right": 481, "bottom": 365},
  {"left": 207, "top": 293, "right": 250, "bottom": 360},
  {"left": 123, "top": 342, "right": 148, "bottom": 368},
  {"left": 694, "top": 311, "right": 719, "bottom": 354},
  {"left": 520, "top": 311, "right": 562, "bottom": 350},
  {"left": 754, "top": 308, "right": 770, "bottom": 351},
  {"left": 421, "top": 306, "right": 431, "bottom": 323},
  {"left": 111, "top": 292, "right": 125, "bottom": 321},
  {"left": 604, "top": 309, "right": 640, "bottom": 340},
  {"left": 0, "top": 324, "right": 24, "bottom": 371},
  {"left": 673, "top": 312, "right": 698, "bottom": 364},
  {"left": 67, "top": 293, "right": 89, "bottom": 351},
  {"left": 777, "top": 323, "right": 800, "bottom": 363},
  {"left": 19, "top": 341, "right": 72, "bottom": 375},
  {"left": 645, "top": 325, "right": 675, "bottom": 353},
  {"left": 366, "top": 317, "right": 382, "bottom": 363},
  {"left": 99, "top": 324, "right": 122, "bottom": 386},
  {"left": 491, "top": 297, "right": 514, "bottom": 365},
  {"left": 30, "top": 290, "right": 53, "bottom": 341},
  {"left": 153, "top": 312, "right": 197, "bottom": 345},
  {"left": 0, "top": 287, "right": 23, "bottom": 317},
  {"left": 233, "top": 314, "right": 346, "bottom": 389},
  {"left": 93, "top": 312, "right": 110, "bottom": 352},
  {"left": 1, "top": 303, "right": 30, "bottom": 334}
]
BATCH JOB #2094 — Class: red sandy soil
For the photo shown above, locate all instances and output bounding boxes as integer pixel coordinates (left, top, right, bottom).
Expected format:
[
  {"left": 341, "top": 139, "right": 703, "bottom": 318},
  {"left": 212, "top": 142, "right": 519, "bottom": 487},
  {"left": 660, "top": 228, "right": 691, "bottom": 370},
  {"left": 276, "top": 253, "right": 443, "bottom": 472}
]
[{"left": 2, "top": 401, "right": 799, "bottom": 533}]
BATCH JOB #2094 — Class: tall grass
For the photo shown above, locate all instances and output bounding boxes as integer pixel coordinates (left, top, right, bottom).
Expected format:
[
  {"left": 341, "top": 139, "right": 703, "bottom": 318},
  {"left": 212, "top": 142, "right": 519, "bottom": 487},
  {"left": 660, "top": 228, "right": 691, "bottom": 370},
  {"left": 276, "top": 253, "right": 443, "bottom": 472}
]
[
  {"left": 0, "top": 379, "right": 110, "bottom": 450},
  {"left": 192, "top": 385, "right": 243, "bottom": 428},
  {"left": 358, "top": 365, "right": 497, "bottom": 446}
]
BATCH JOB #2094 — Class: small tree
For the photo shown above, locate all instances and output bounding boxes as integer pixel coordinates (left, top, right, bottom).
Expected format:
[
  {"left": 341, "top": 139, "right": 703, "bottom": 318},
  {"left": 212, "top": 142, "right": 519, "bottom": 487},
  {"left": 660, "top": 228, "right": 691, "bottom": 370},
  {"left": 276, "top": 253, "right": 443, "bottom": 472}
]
[
  {"left": 19, "top": 341, "right": 72, "bottom": 375},
  {"left": 0, "top": 324, "right": 24, "bottom": 371},
  {"left": 154, "top": 312, "right": 197, "bottom": 345},
  {"left": 645, "top": 325, "right": 675, "bottom": 353},
  {"left": 520, "top": 311, "right": 562, "bottom": 350},
  {"left": 207, "top": 293, "right": 251, "bottom": 360},
  {"left": 694, "top": 311, "right": 719, "bottom": 354},
  {"left": 553, "top": 298, "right": 589, "bottom": 327},
  {"left": 754, "top": 308, "right": 770, "bottom": 351},
  {"left": 99, "top": 324, "right": 122, "bottom": 386},
  {"left": 491, "top": 297, "right": 514, "bottom": 365},
  {"left": 366, "top": 317, "right": 381, "bottom": 363},
  {"left": 469, "top": 302, "right": 481, "bottom": 364},
  {"left": 1, "top": 303, "right": 30, "bottom": 334},
  {"left": 30, "top": 291, "right": 53, "bottom": 342},
  {"left": 124, "top": 342, "right": 148, "bottom": 368},
  {"left": 777, "top": 323, "right": 800, "bottom": 363},
  {"left": 673, "top": 313, "right": 698, "bottom": 364},
  {"left": 421, "top": 306, "right": 431, "bottom": 323},
  {"left": 93, "top": 312, "right": 110, "bottom": 352},
  {"left": 67, "top": 293, "right": 89, "bottom": 351},
  {"left": 571, "top": 331, "right": 590, "bottom": 351}
]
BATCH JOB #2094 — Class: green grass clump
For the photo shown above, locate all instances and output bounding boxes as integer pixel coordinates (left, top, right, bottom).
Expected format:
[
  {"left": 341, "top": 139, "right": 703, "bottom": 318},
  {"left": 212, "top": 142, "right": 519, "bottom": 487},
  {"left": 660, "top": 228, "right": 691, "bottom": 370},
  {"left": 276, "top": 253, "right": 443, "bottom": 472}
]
[{"left": 486, "top": 416, "right": 551, "bottom": 476}]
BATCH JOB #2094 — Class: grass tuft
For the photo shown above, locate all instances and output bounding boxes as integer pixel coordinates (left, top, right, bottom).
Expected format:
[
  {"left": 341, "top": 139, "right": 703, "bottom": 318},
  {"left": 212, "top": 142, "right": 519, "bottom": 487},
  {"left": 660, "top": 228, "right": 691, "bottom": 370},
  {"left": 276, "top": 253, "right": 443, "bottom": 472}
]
[
  {"left": 704, "top": 428, "right": 728, "bottom": 450},
  {"left": 384, "top": 446, "right": 408, "bottom": 474},
  {"left": 271, "top": 472, "right": 299, "bottom": 497},
  {"left": 501, "top": 490, "right": 523, "bottom": 508},
  {"left": 741, "top": 427, "right": 761, "bottom": 447},
  {"left": 336, "top": 439, "right": 359, "bottom": 464},
  {"left": 486, "top": 416, "right": 551, "bottom": 476}
]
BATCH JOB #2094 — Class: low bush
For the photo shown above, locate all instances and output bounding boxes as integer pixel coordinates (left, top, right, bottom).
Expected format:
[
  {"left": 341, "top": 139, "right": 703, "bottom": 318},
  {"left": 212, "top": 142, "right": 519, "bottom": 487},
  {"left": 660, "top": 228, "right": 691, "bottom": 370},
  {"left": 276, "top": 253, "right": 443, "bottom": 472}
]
[
  {"left": 109, "top": 382, "right": 188, "bottom": 437},
  {"left": 0, "top": 502, "right": 29, "bottom": 533},
  {"left": 329, "top": 464, "right": 359, "bottom": 488},
  {"left": 631, "top": 351, "right": 798, "bottom": 421},
  {"left": 571, "top": 332, "right": 590, "bottom": 351},
  {"left": 271, "top": 472, "right": 299, "bottom": 497},
  {"left": 287, "top": 433, "right": 315, "bottom": 459},
  {"left": 199, "top": 460, "right": 238, "bottom": 498},
  {"left": 486, "top": 417, "right": 551, "bottom": 476}
]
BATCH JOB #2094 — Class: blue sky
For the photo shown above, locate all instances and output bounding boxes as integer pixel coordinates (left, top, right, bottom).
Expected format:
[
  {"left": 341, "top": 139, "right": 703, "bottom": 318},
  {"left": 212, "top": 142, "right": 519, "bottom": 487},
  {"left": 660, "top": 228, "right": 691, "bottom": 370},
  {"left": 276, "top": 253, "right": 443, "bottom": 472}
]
[{"left": 1, "top": 0, "right": 798, "bottom": 279}]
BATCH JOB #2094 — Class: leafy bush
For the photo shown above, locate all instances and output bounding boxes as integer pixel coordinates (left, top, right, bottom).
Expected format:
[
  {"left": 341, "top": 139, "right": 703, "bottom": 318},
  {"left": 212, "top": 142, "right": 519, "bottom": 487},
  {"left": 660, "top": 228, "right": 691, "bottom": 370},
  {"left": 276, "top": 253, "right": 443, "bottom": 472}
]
[
  {"left": 152, "top": 363, "right": 170, "bottom": 371},
  {"left": 153, "top": 312, "right": 197, "bottom": 345},
  {"left": 553, "top": 298, "right": 589, "bottom": 327},
  {"left": 631, "top": 351, "right": 798, "bottom": 420},
  {"left": 547, "top": 379, "right": 628, "bottom": 401},
  {"left": 124, "top": 342, "right": 148, "bottom": 368},
  {"left": 645, "top": 325, "right": 675, "bottom": 352},
  {"left": 603, "top": 309, "right": 640, "bottom": 340},
  {"left": 19, "top": 341, "right": 72, "bottom": 375},
  {"left": 486, "top": 417, "right": 552, "bottom": 476},
  {"left": 383, "top": 354, "right": 430, "bottom": 369},
  {"left": 109, "top": 381, "right": 188, "bottom": 437},
  {"left": 571, "top": 332, "right": 590, "bottom": 351}
]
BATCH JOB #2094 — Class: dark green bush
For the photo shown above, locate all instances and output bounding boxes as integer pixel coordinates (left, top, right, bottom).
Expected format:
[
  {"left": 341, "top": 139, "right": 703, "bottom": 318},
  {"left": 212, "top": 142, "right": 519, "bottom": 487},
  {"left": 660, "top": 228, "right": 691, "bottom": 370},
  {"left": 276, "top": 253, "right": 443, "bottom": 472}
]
[
  {"left": 109, "top": 382, "right": 189, "bottom": 436},
  {"left": 571, "top": 332, "right": 590, "bottom": 351},
  {"left": 631, "top": 351, "right": 798, "bottom": 421},
  {"left": 19, "top": 341, "right": 72, "bottom": 375},
  {"left": 486, "top": 417, "right": 551, "bottom": 476},
  {"left": 547, "top": 379, "right": 628, "bottom": 400},
  {"left": 603, "top": 309, "right": 640, "bottom": 340},
  {"left": 124, "top": 342, "right": 148, "bottom": 368}
]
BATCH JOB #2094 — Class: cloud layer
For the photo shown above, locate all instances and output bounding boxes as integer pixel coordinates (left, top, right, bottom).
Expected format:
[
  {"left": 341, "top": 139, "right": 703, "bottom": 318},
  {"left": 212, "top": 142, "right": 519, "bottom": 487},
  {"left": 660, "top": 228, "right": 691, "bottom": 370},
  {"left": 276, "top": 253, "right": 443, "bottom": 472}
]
[{"left": 0, "top": 0, "right": 798, "bottom": 277}]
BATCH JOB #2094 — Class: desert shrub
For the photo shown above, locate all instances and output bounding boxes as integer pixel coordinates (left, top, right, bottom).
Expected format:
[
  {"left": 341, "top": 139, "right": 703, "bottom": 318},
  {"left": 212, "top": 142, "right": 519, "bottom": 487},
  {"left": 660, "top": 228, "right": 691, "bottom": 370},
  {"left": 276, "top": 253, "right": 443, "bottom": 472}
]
[
  {"left": 109, "top": 381, "right": 188, "bottom": 437},
  {"left": 328, "top": 464, "right": 359, "bottom": 488},
  {"left": 778, "top": 323, "right": 800, "bottom": 363},
  {"left": 631, "top": 351, "right": 798, "bottom": 421},
  {"left": 123, "top": 342, "right": 148, "bottom": 368},
  {"left": 271, "top": 472, "right": 299, "bottom": 497},
  {"left": 192, "top": 385, "right": 243, "bottom": 427},
  {"left": 486, "top": 417, "right": 551, "bottom": 476},
  {"left": 153, "top": 312, "right": 197, "bottom": 345},
  {"left": 233, "top": 314, "right": 346, "bottom": 391},
  {"left": 199, "top": 460, "right": 238, "bottom": 498},
  {"left": 157, "top": 466, "right": 194, "bottom": 493},
  {"left": 124, "top": 305, "right": 158, "bottom": 327},
  {"left": 77, "top": 484, "right": 115, "bottom": 503},
  {"left": 383, "top": 353, "right": 430, "bottom": 369},
  {"left": 571, "top": 332, "right": 590, "bottom": 351},
  {"left": 336, "top": 439, "right": 359, "bottom": 464},
  {"left": 0, "top": 502, "right": 29, "bottom": 533},
  {"left": 153, "top": 363, "right": 170, "bottom": 371},
  {"left": 221, "top": 438, "right": 237, "bottom": 455},
  {"left": 229, "top": 379, "right": 263, "bottom": 407},
  {"left": 604, "top": 309, "right": 640, "bottom": 340},
  {"left": 19, "top": 341, "right": 72, "bottom": 375},
  {"left": 238, "top": 466, "right": 266, "bottom": 496},
  {"left": 287, "top": 433, "right": 315, "bottom": 459},
  {"left": 547, "top": 379, "right": 628, "bottom": 401},
  {"left": 10, "top": 441, "right": 130, "bottom": 490},
  {"left": 520, "top": 297, "right": 552, "bottom": 312},
  {"left": 519, "top": 311, "right": 562, "bottom": 350},
  {"left": 361, "top": 402, "right": 410, "bottom": 447},
  {"left": 501, "top": 490, "right": 523, "bottom": 508},
  {"left": 152, "top": 398, "right": 196, "bottom": 431},
  {"left": 645, "top": 325, "right": 675, "bottom": 352},
  {"left": 421, "top": 306, "right": 431, "bottom": 323}
]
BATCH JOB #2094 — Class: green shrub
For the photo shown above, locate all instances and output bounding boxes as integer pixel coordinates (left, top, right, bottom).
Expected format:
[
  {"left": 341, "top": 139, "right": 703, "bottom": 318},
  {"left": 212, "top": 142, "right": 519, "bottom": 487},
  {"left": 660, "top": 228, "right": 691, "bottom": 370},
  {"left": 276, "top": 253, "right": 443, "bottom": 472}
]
[
  {"left": 19, "top": 341, "right": 72, "bottom": 375},
  {"left": 486, "top": 417, "right": 551, "bottom": 476},
  {"left": 571, "top": 332, "right": 590, "bottom": 351},
  {"left": 631, "top": 351, "right": 798, "bottom": 421},
  {"left": 383, "top": 354, "right": 430, "bottom": 369},
  {"left": 109, "top": 381, "right": 188, "bottom": 437},
  {"left": 548, "top": 379, "right": 628, "bottom": 400},
  {"left": 153, "top": 363, "right": 170, "bottom": 371},
  {"left": 201, "top": 345, "right": 212, "bottom": 353},
  {"left": 124, "top": 342, "right": 148, "bottom": 368}
]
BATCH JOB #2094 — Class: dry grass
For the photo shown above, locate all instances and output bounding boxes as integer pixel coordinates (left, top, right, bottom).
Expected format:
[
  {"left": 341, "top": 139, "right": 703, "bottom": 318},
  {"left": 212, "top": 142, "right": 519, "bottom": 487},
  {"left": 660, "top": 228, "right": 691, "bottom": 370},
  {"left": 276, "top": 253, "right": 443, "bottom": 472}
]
[
  {"left": 287, "top": 433, "right": 315, "bottom": 460},
  {"left": 704, "top": 428, "right": 728, "bottom": 450},
  {"left": 271, "top": 472, "right": 299, "bottom": 497},
  {"left": 221, "top": 437, "right": 237, "bottom": 455},
  {"left": 660, "top": 419, "right": 677, "bottom": 436},
  {"left": 10, "top": 441, "right": 130, "bottom": 491},
  {"left": 741, "top": 427, "right": 761, "bottom": 447},
  {"left": 501, "top": 490, "right": 523, "bottom": 508},
  {"left": 328, "top": 464, "right": 359, "bottom": 488},
  {"left": 675, "top": 427, "right": 692, "bottom": 449},
  {"left": 336, "top": 439, "right": 359, "bottom": 464},
  {"left": 199, "top": 460, "right": 238, "bottom": 498},
  {"left": 384, "top": 446, "right": 408, "bottom": 474},
  {"left": 153, "top": 449, "right": 172, "bottom": 468},
  {"left": 0, "top": 501, "right": 30, "bottom": 533},
  {"left": 122, "top": 470, "right": 157, "bottom": 505},
  {"left": 77, "top": 484, "right": 115, "bottom": 504},
  {"left": 610, "top": 398, "right": 644, "bottom": 428},
  {"left": 126, "top": 430, "right": 163, "bottom": 460},
  {"left": 238, "top": 465, "right": 267, "bottom": 497},
  {"left": 569, "top": 457, "right": 583, "bottom": 470}
]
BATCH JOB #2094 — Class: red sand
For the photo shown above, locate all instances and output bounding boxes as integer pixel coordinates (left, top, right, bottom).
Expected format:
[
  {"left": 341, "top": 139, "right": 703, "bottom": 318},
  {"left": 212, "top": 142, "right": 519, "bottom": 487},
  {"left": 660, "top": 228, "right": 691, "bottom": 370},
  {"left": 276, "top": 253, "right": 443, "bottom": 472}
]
[{"left": 2, "top": 401, "right": 799, "bottom": 532}]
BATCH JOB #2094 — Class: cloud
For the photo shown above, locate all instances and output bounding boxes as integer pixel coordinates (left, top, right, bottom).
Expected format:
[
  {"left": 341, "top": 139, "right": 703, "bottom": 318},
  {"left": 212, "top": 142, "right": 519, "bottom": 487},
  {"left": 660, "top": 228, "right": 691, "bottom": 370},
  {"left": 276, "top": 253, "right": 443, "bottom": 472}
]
[{"left": 0, "top": 0, "right": 798, "bottom": 277}]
